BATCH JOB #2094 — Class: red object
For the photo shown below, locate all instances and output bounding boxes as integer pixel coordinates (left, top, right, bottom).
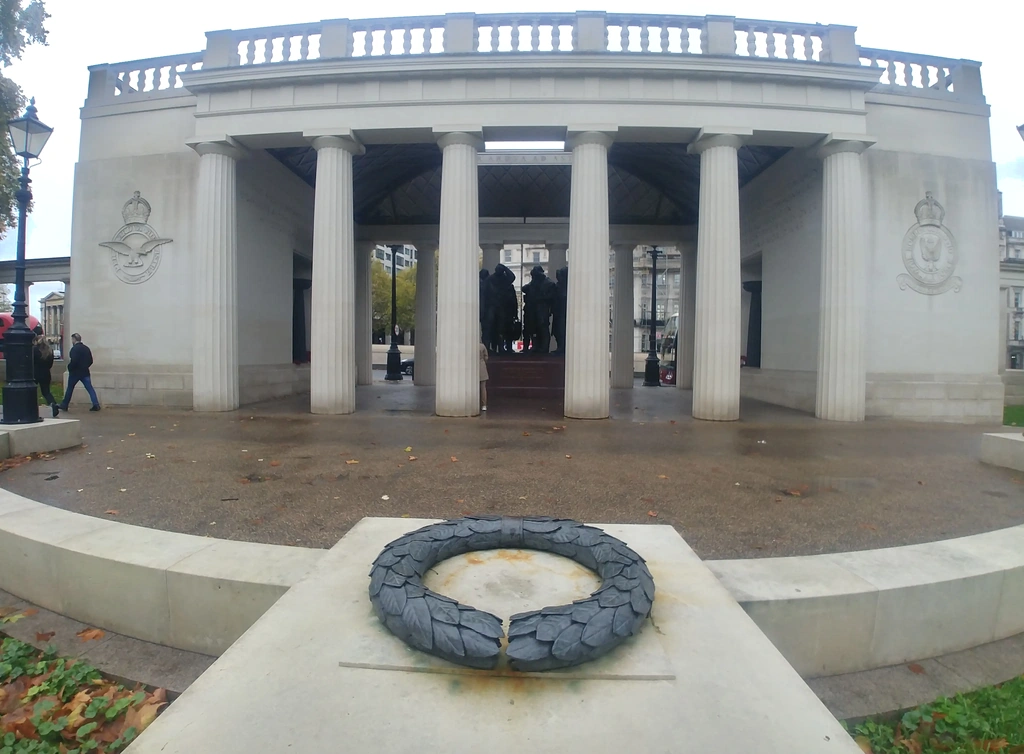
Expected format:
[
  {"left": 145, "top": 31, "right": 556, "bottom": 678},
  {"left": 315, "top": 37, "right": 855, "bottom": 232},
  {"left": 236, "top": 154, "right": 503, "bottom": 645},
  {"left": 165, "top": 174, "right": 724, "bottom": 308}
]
[{"left": 0, "top": 312, "right": 43, "bottom": 357}]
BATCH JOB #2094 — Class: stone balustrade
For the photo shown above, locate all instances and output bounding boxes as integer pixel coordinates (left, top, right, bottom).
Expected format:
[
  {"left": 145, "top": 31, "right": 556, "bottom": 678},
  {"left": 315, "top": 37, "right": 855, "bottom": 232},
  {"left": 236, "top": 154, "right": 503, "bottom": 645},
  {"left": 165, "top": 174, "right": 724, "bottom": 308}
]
[
  {"left": 733, "top": 19, "right": 829, "bottom": 61},
  {"left": 87, "top": 52, "right": 204, "bottom": 105},
  {"left": 84, "top": 13, "right": 986, "bottom": 107},
  {"left": 858, "top": 47, "right": 982, "bottom": 101}
]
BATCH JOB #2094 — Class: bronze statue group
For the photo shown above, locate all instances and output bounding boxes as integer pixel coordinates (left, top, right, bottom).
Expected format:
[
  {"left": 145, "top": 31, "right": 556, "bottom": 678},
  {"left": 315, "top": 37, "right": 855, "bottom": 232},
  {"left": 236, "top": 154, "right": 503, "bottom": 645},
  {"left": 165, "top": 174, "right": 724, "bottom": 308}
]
[{"left": 480, "top": 264, "right": 568, "bottom": 355}]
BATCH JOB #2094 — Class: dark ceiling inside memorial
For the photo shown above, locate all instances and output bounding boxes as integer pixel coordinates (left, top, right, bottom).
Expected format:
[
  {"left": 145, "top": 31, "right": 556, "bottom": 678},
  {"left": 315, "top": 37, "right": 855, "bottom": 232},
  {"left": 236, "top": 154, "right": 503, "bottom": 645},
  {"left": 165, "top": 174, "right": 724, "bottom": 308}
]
[{"left": 268, "top": 143, "right": 788, "bottom": 226}]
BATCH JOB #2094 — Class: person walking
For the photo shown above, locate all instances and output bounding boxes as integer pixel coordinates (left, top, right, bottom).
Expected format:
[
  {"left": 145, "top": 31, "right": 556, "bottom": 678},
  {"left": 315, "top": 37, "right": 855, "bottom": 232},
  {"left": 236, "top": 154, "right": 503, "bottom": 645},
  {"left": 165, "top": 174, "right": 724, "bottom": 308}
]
[
  {"left": 479, "top": 341, "right": 489, "bottom": 412},
  {"left": 33, "top": 333, "right": 59, "bottom": 418},
  {"left": 58, "top": 333, "right": 100, "bottom": 413}
]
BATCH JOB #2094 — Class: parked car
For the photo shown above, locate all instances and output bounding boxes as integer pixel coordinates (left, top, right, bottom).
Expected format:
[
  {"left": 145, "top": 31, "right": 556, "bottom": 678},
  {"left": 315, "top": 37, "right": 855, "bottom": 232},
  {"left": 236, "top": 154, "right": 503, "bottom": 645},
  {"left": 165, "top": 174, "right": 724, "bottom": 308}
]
[{"left": 401, "top": 358, "right": 414, "bottom": 377}]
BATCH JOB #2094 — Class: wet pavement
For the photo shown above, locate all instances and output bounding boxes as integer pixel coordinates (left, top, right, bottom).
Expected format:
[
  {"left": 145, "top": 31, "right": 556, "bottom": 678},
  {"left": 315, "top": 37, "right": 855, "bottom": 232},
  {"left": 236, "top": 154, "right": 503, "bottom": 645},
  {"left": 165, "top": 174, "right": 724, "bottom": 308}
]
[{"left": 2, "top": 379, "right": 1022, "bottom": 560}]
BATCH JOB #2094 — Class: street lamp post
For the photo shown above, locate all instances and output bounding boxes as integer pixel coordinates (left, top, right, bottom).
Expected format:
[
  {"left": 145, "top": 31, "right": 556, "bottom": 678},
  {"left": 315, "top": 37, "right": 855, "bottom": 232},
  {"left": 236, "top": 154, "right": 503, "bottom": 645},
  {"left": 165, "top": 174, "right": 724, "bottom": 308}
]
[
  {"left": 384, "top": 245, "right": 403, "bottom": 381},
  {"left": 642, "top": 246, "right": 662, "bottom": 387},
  {"left": 3, "top": 99, "right": 52, "bottom": 424}
]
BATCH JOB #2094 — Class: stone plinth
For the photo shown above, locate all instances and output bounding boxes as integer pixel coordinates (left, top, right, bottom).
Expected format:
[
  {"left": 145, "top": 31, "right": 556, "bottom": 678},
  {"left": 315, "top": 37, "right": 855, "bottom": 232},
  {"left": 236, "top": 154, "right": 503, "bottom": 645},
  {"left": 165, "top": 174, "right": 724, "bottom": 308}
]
[
  {"left": 125, "top": 518, "right": 859, "bottom": 753},
  {"left": 980, "top": 432, "right": 1024, "bottom": 472}
]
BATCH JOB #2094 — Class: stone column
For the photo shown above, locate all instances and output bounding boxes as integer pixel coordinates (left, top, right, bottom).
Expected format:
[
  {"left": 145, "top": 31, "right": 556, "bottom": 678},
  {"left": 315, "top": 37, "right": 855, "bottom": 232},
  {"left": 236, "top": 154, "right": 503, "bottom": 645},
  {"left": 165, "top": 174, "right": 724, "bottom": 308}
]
[
  {"left": 743, "top": 280, "right": 762, "bottom": 368},
  {"left": 815, "top": 134, "right": 873, "bottom": 422},
  {"left": 414, "top": 246, "right": 437, "bottom": 386},
  {"left": 308, "top": 134, "right": 363, "bottom": 415},
  {"left": 565, "top": 131, "right": 613, "bottom": 419},
  {"left": 435, "top": 131, "right": 483, "bottom": 417},
  {"left": 676, "top": 248, "right": 696, "bottom": 390},
  {"left": 60, "top": 279, "right": 70, "bottom": 377},
  {"left": 611, "top": 244, "right": 635, "bottom": 389},
  {"left": 481, "top": 243, "right": 502, "bottom": 273},
  {"left": 548, "top": 243, "right": 568, "bottom": 275},
  {"left": 999, "top": 286, "right": 1009, "bottom": 374},
  {"left": 688, "top": 128, "right": 749, "bottom": 420},
  {"left": 355, "top": 242, "right": 374, "bottom": 386},
  {"left": 190, "top": 139, "right": 245, "bottom": 412}
]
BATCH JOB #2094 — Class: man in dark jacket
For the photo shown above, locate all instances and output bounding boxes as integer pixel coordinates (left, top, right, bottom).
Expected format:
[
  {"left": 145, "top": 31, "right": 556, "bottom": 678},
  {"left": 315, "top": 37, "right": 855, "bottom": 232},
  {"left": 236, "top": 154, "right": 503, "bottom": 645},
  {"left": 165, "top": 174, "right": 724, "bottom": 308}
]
[{"left": 57, "top": 333, "right": 100, "bottom": 412}]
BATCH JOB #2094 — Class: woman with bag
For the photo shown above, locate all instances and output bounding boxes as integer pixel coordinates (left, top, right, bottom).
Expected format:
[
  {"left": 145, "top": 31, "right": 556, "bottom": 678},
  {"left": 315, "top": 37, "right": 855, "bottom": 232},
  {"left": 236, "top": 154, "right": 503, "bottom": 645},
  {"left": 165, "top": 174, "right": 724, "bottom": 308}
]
[{"left": 33, "top": 333, "right": 59, "bottom": 418}]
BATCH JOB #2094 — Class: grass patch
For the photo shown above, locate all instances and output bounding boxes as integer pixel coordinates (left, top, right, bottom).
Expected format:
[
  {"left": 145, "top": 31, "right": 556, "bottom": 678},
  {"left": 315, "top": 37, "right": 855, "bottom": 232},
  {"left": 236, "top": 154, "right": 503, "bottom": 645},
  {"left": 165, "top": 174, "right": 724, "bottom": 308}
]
[
  {"left": 36, "top": 383, "right": 63, "bottom": 408},
  {"left": 849, "top": 674, "right": 1024, "bottom": 753},
  {"left": 1004, "top": 405, "right": 1024, "bottom": 426},
  {"left": 0, "top": 627, "right": 166, "bottom": 752}
]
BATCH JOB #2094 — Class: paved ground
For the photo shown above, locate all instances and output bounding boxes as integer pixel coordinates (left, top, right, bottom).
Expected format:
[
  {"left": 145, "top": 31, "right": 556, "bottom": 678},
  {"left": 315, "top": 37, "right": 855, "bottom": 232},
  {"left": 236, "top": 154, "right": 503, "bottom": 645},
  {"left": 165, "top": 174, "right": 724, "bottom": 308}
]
[{"left": 3, "top": 379, "right": 1022, "bottom": 559}]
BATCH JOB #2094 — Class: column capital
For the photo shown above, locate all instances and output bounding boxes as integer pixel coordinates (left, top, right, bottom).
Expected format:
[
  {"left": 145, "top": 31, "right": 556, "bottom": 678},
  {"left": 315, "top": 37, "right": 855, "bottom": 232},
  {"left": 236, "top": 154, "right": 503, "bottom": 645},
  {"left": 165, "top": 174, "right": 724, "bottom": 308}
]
[
  {"left": 305, "top": 129, "right": 365, "bottom": 156},
  {"left": 815, "top": 133, "right": 876, "bottom": 159},
  {"left": 434, "top": 128, "right": 484, "bottom": 151},
  {"left": 687, "top": 127, "right": 752, "bottom": 155},
  {"left": 186, "top": 135, "right": 248, "bottom": 160},
  {"left": 566, "top": 127, "right": 616, "bottom": 150}
]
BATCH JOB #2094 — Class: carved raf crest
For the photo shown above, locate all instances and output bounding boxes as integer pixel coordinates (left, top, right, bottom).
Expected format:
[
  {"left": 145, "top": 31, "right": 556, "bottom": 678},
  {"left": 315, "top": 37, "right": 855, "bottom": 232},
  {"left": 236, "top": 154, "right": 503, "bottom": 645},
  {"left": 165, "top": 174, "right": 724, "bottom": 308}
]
[
  {"left": 100, "top": 191, "right": 172, "bottom": 285},
  {"left": 898, "top": 192, "right": 961, "bottom": 295}
]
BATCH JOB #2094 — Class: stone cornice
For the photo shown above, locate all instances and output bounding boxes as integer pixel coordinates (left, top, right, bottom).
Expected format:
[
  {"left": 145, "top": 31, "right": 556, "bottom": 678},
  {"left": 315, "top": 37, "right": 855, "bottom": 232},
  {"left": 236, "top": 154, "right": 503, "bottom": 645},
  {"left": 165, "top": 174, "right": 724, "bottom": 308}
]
[{"left": 182, "top": 53, "right": 884, "bottom": 94}]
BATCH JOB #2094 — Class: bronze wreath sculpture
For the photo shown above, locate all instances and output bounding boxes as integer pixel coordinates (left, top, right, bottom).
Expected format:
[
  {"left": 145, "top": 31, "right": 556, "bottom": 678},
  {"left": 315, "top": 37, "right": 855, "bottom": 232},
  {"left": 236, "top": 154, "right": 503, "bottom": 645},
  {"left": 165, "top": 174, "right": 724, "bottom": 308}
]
[{"left": 368, "top": 516, "right": 655, "bottom": 671}]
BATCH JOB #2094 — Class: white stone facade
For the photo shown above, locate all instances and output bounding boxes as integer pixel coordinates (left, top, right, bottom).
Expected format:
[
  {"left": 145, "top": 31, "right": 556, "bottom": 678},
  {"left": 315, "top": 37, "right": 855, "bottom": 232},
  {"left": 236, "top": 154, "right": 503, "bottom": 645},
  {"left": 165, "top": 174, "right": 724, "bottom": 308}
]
[{"left": 67, "top": 12, "right": 1002, "bottom": 422}]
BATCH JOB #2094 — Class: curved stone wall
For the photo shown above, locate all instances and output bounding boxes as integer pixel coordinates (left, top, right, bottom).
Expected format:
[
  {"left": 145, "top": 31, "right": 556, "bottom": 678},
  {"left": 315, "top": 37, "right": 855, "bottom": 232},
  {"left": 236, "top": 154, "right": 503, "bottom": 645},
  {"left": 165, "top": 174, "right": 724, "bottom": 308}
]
[{"left": 1, "top": 487, "right": 1021, "bottom": 674}]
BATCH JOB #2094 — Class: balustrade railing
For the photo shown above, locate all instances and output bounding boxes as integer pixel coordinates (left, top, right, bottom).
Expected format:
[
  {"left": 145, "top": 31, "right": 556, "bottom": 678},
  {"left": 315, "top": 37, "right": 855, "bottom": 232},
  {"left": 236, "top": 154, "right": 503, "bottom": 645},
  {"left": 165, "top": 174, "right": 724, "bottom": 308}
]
[
  {"left": 88, "top": 52, "right": 204, "bottom": 105},
  {"left": 604, "top": 15, "right": 705, "bottom": 54},
  {"left": 350, "top": 17, "right": 446, "bottom": 56},
  {"left": 87, "top": 13, "right": 983, "bottom": 107},
  {"left": 233, "top": 23, "right": 322, "bottom": 65},
  {"left": 474, "top": 15, "right": 577, "bottom": 52},
  {"left": 858, "top": 48, "right": 957, "bottom": 95},
  {"left": 733, "top": 19, "right": 829, "bottom": 62}
]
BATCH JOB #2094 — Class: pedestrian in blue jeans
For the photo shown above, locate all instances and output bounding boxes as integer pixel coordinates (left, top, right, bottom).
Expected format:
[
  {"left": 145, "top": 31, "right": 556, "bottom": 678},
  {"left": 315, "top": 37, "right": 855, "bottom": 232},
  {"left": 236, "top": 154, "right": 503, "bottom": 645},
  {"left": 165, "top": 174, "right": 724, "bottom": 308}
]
[{"left": 58, "top": 333, "right": 100, "bottom": 412}]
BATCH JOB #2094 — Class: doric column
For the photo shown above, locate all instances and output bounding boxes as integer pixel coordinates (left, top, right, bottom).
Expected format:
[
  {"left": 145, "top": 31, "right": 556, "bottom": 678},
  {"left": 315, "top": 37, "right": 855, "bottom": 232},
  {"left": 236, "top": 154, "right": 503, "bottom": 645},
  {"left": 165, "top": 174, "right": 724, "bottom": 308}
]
[
  {"left": 355, "top": 242, "right": 374, "bottom": 386},
  {"left": 414, "top": 246, "right": 437, "bottom": 386},
  {"left": 59, "top": 279, "right": 70, "bottom": 363},
  {"left": 307, "top": 133, "right": 363, "bottom": 415},
  {"left": 481, "top": 243, "right": 502, "bottom": 274},
  {"left": 688, "top": 128, "right": 750, "bottom": 421},
  {"left": 189, "top": 138, "right": 246, "bottom": 412},
  {"left": 743, "top": 280, "right": 762, "bottom": 368},
  {"left": 611, "top": 244, "right": 635, "bottom": 389},
  {"left": 676, "top": 247, "right": 696, "bottom": 390},
  {"left": 999, "top": 287, "right": 1010, "bottom": 373},
  {"left": 548, "top": 243, "right": 568, "bottom": 276},
  {"left": 815, "top": 134, "right": 874, "bottom": 422},
  {"left": 565, "top": 130, "right": 613, "bottom": 419},
  {"left": 434, "top": 130, "right": 483, "bottom": 417}
]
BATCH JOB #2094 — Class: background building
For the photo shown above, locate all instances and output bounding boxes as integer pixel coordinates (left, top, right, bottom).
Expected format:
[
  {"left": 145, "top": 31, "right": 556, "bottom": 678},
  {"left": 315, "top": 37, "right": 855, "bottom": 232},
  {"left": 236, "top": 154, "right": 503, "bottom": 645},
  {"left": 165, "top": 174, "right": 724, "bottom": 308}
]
[{"left": 999, "top": 214, "right": 1024, "bottom": 369}]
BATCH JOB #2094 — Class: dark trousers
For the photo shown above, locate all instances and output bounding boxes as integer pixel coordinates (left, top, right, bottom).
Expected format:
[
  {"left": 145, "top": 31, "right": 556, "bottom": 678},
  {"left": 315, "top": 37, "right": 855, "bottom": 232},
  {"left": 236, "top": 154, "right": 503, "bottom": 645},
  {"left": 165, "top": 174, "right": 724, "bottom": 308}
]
[
  {"left": 37, "top": 376, "right": 56, "bottom": 406},
  {"left": 61, "top": 374, "right": 99, "bottom": 409}
]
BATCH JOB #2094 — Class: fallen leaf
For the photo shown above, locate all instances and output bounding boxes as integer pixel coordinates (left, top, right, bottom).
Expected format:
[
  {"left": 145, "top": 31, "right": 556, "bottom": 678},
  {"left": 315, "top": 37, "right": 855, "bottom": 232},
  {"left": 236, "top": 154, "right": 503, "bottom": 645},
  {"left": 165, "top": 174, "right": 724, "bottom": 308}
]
[
  {"left": 456, "top": 499, "right": 465, "bottom": 504},
  {"left": 35, "top": 631, "right": 55, "bottom": 642},
  {"left": 917, "top": 480, "right": 925, "bottom": 486},
  {"left": 854, "top": 735, "right": 873, "bottom": 753},
  {"left": 657, "top": 474, "right": 668, "bottom": 480},
  {"left": 119, "top": 488, "right": 127, "bottom": 493},
  {"left": 647, "top": 510, "right": 659, "bottom": 517},
  {"left": 408, "top": 456, "right": 418, "bottom": 461},
  {"left": 269, "top": 460, "right": 281, "bottom": 467},
  {"left": 565, "top": 454, "right": 572, "bottom": 459},
  {"left": 345, "top": 459, "right": 359, "bottom": 464},
  {"left": 450, "top": 456, "right": 458, "bottom": 462},
  {"left": 104, "top": 510, "right": 119, "bottom": 516},
  {"left": 518, "top": 496, "right": 527, "bottom": 500},
  {"left": 860, "top": 523, "right": 879, "bottom": 531},
  {"left": 404, "top": 446, "right": 413, "bottom": 452},
  {"left": 774, "top": 497, "right": 782, "bottom": 502},
  {"left": 907, "top": 663, "right": 926, "bottom": 675},
  {"left": 381, "top": 495, "right": 390, "bottom": 501},
  {"left": 401, "top": 513, "right": 410, "bottom": 518},
  {"left": 522, "top": 432, "right": 531, "bottom": 436},
  {"left": 77, "top": 627, "right": 105, "bottom": 642},
  {"left": 22, "top": 609, "right": 37, "bottom": 617},
  {"left": 783, "top": 489, "right": 803, "bottom": 497},
  {"left": 78, "top": 489, "right": 84, "bottom": 492},
  {"left": 145, "top": 453, "right": 156, "bottom": 459},
  {"left": 669, "top": 420, "right": 676, "bottom": 425},
  {"left": 127, "top": 433, "right": 135, "bottom": 437},
  {"left": 106, "top": 450, "right": 114, "bottom": 454}
]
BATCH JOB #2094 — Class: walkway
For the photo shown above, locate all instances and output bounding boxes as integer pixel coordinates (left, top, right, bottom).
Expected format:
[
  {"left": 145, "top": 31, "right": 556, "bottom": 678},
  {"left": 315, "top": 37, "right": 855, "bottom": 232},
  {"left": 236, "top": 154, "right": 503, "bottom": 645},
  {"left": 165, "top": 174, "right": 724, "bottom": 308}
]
[{"left": 1, "top": 380, "right": 1019, "bottom": 560}]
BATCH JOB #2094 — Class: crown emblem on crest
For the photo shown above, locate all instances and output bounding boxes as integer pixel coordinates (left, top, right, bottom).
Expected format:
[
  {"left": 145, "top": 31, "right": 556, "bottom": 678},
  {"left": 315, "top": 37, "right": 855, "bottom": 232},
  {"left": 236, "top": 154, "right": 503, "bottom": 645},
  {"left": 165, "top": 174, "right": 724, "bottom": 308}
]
[
  {"left": 913, "top": 192, "right": 944, "bottom": 227},
  {"left": 121, "top": 191, "right": 152, "bottom": 225}
]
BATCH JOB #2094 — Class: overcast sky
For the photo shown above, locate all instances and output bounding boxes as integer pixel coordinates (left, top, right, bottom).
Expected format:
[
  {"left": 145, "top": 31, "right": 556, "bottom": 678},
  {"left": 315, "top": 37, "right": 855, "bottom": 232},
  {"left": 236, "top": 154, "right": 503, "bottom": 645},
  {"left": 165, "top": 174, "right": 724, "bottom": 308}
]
[{"left": 1, "top": 0, "right": 1022, "bottom": 316}]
